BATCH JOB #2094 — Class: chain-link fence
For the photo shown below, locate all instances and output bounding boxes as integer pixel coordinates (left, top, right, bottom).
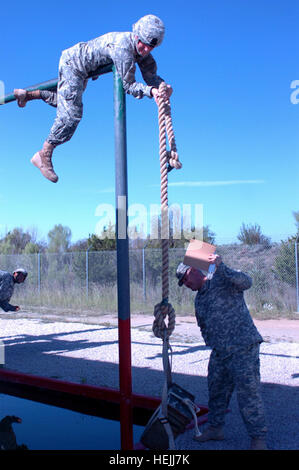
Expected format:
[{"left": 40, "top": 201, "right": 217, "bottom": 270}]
[{"left": 1, "top": 242, "right": 298, "bottom": 316}]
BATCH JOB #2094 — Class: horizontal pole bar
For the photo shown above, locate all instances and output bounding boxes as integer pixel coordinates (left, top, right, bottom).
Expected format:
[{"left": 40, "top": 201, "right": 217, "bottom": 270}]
[
  {"left": 0, "top": 368, "right": 210, "bottom": 416},
  {"left": 0, "top": 368, "right": 165, "bottom": 411},
  {"left": 0, "top": 62, "right": 113, "bottom": 105}
]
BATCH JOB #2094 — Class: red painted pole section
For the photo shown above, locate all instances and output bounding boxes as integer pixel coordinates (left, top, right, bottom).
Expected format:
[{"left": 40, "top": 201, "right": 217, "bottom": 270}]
[{"left": 118, "top": 318, "right": 133, "bottom": 449}]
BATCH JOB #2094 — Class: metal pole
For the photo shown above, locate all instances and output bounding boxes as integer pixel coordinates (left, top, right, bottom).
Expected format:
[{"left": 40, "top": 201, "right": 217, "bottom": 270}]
[
  {"left": 142, "top": 242, "right": 148, "bottom": 301},
  {"left": 0, "top": 63, "right": 114, "bottom": 105},
  {"left": 142, "top": 246, "right": 146, "bottom": 301},
  {"left": 86, "top": 250, "right": 89, "bottom": 299},
  {"left": 113, "top": 66, "right": 133, "bottom": 450},
  {"left": 37, "top": 253, "right": 41, "bottom": 296},
  {"left": 295, "top": 240, "right": 299, "bottom": 313}
]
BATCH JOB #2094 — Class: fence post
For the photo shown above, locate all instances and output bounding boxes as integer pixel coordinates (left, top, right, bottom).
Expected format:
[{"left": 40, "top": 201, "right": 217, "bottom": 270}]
[
  {"left": 142, "top": 246, "right": 146, "bottom": 301},
  {"left": 37, "top": 253, "right": 41, "bottom": 295},
  {"left": 295, "top": 239, "right": 299, "bottom": 313},
  {"left": 86, "top": 249, "right": 90, "bottom": 299},
  {"left": 86, "top": 250, "right": 88, "bottom": 299}
]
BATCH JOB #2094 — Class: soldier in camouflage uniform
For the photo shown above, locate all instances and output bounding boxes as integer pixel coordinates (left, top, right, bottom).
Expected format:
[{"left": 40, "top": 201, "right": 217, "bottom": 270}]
[
  {"left": 14, "top": 14, "right": 171, "bottom": 184},
  {"left": 0, "top": 268, "right": 28, "bottom": 312},
  {"left": 176, "top": 254, "right": 268, "bottom": 450}
]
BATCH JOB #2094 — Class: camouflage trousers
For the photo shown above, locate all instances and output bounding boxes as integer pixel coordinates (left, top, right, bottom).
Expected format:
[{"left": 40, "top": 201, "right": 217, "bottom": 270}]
[
  {"left": 41, "top": 52, "right": 88, "bottom": 146},
  {"left": 207, "top": 343, "right": 267, "bottom": 438}
]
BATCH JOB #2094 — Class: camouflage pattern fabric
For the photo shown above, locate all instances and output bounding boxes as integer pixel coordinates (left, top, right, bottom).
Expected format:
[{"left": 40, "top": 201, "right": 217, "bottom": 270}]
[
  {"left": 194, "top": 262, "right": 267, "bottom": 438},
  {"left": 207, "top": 343, "right": 267, "bottom": 437},
  {"left": 195, "top": 262, "right": 263, "bottom": 351},
  {"left": 45, "top": 32, "right": 164, "bottom": 146},
  {"left": 0, "top": 271, "right": 16, "bottom": 312},
  {"left": 40, "top": 90, "right": 58, "bottom": 108}
]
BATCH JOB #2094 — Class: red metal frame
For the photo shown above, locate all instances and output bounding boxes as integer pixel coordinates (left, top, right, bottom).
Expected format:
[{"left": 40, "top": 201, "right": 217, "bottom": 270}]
[
  {"left": 0, "top": 368, "right": 161, "bottom": 410},
  {"left": 0, "top": 368, "right": 209, "bottom": 446},
  {"left": 118, "top": 317, "right": 133, "bottom": 448}
]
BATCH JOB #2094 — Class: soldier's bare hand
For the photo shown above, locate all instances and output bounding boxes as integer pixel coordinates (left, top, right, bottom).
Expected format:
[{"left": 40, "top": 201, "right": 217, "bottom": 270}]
[
  {"left": 165, "top": 84, "right": 173, "bottom": 98},
  {"left": 151, "top": 87, "right": 159, "bottom": 105}
]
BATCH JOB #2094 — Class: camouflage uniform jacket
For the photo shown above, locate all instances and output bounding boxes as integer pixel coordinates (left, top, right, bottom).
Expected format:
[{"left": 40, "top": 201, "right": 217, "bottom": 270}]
[
  {"left": 195, "top": 262, "right": 263, "bottom": 353},
  {"left": 62, "top": 32, "right": 164, "bottom": 99},
  {"left": 0, "top": 270, "right": 16, "bottom": 312}
]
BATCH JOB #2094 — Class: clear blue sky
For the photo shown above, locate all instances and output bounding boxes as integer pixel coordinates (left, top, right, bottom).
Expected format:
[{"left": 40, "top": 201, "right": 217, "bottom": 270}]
[{"left": 0, "top": 0, "right": 298, "bottom": 245}]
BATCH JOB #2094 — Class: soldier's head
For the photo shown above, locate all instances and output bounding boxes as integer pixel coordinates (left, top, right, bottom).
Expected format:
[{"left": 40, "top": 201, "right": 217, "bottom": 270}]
[
  {"left": 176, "top": 263, "right": 206, "bottom": 291},
  {"left": 133, "top": 14, "right": 165, "bottom": 56},
  {"left": 13, "top": 268, "right": 28, "bottom": 284}
]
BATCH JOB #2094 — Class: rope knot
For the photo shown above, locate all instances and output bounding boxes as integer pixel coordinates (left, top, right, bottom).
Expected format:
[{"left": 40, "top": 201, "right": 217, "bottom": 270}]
[
  {"left": 166, "top": 150, "right": 182, "bottom": 170},
  {"left": 153, "top": 301, "right": 176, "bottom": 340},
  {"left": 158, "top": 82, "right": 182, "bottom": 172}
]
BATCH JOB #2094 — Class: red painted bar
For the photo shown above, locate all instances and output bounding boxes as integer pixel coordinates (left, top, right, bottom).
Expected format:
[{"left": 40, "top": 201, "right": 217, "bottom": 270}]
[
  {"left": 0, "top": 368, "right": 209, "bottom": 414},
  {"left": 0, "top": 368, "right": 163, "bottom": 411}
]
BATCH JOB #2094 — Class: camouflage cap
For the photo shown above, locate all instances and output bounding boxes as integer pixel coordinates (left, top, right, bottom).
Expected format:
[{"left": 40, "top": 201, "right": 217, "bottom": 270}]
[
  {"left": 176, "top": 262, "right": 190, "bottom": 286},
  {"left": 13, "top": 268, "right": 28, "bottom": 278},
  {"left": 133, "top": 14, "right": 165, "bottom": 47}
]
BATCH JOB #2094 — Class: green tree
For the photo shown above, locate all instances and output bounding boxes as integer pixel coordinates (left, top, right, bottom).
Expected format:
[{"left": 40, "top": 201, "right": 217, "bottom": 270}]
[
  {"left": 23, "top": 242, "right": 42, "bottom": 254},
  {"left": 237, "top": 223, "right": 271, "bottom": 246},
  {"left": 87, "top": 223, "right": 116, "bottom": 251},
  {"left": 71, "top": 226, "right": 117, "bottom": 284},
  {"left": 47, "top": 224, "right": 72, "bottom": 253},
  {"left": 274, "top": 240, "right": 296, "bottom": 287},
  {"left": 146, "top": 221, "right": 216, "bottom": 249},
  {"left": 0, "top": 227, "right": 31, "bottom": 253},
  {"left": 71, "top": 239, "right": 88, "bottom": 251},
  {"left": 0, "top": 227, "right": 45, "bottom": 254}
]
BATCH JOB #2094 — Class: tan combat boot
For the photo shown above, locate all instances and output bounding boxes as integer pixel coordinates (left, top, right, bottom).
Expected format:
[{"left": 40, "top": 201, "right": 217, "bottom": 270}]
[
  {"left": 31, "top": 142, "right": 58, "bottom": 183},
  {"left": 193, "top": 425, "right": 225, "bottom": 442},
  {"left": 14, "top": 89, "right": 41, "bottom": 108}
]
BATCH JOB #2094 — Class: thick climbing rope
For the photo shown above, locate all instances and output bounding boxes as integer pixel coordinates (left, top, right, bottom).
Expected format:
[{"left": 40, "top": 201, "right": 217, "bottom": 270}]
[
  {"left": 151, "top": 82, "right": 182, "bottom": 450},
  {"left": 147, "top": 83, "right": 202, "bottom": 450},
  {"left": 152, "top": 81, "right": 182, "bottom": 343}
]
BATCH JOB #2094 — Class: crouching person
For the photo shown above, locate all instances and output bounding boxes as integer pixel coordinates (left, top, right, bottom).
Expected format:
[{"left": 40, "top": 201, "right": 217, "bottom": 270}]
[
  {"left": 0, "top": 268, "right": 28, "bottom": 312},
  {"left": 176, "top": 254, "right": 267, "bottom": 450}
]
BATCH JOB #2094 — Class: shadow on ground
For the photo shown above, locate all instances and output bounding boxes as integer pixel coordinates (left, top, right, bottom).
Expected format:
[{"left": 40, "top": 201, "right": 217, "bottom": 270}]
[{"left": 0, "top": 326, "right": 298, "bottom": 450}]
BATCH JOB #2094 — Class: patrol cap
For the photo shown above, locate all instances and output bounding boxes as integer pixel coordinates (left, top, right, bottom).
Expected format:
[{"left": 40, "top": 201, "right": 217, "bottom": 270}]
[
  {"left": 13, "top": 268, "right": 28, "bottom": 278},
  {"left": 133, "top": 14, "right": 165, "bottom": 47},
  {"left": 176, "top": 263, "right": 190, "bottom": 286}
]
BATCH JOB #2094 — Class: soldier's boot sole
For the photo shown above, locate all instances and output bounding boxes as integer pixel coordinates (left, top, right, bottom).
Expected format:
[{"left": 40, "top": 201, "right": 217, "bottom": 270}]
[{"left": 31, "top": 151, "right": 58, "bottom": 183}]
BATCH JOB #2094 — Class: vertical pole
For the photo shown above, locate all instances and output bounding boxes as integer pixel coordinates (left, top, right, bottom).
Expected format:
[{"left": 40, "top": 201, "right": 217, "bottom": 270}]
[
  {"left": 142, "top": 246, "right": 146, "bottom": 301},
  {"left": 86, "top": 250, "right": 89, "bottom": 299},
  {"left": 37, "top": 253, "right": 41, "bottom": 296},
  {"left": 295, "top": 241, "right": 299, "bottom": 313},
  {"left": 113, "top": 66, "right": 133, "bottom": 450}
]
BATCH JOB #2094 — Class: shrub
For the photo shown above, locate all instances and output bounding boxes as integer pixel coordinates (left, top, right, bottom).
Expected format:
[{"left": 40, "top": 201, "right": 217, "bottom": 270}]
[{"left": 237, "top": 223, "right": 271, "bottom": 247}]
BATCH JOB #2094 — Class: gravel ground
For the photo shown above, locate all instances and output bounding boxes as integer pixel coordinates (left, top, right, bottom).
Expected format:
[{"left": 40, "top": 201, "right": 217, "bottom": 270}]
[{"left": 0, "top": 312, "right": 298, "bottom": 450}]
